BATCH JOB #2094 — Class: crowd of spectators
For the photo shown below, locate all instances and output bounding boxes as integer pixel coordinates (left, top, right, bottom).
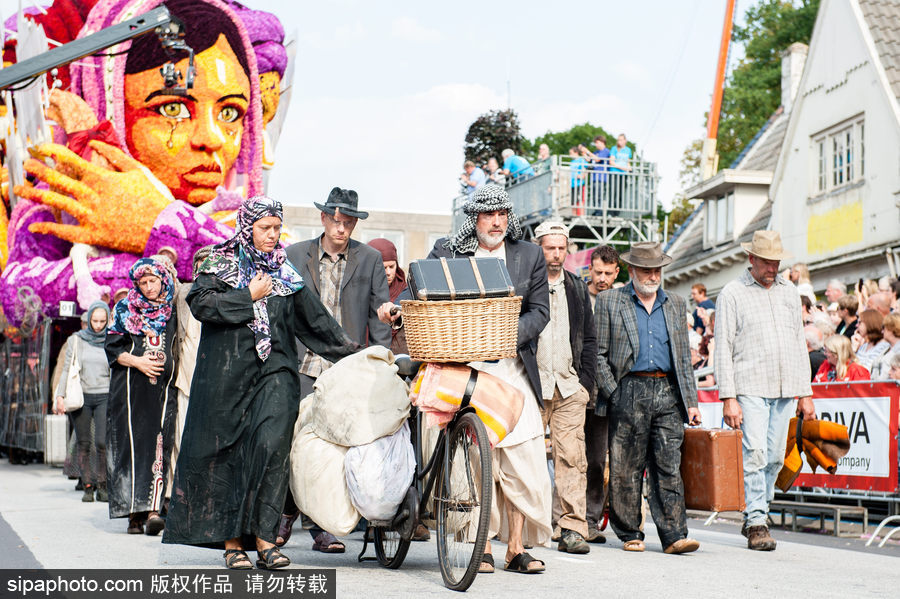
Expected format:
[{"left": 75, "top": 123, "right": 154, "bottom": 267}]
[{"left": 688, "top": 268, "right": 900, "bottom": 386}]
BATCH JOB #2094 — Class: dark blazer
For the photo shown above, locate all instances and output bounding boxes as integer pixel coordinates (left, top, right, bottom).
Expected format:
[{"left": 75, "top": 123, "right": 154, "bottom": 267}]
[
  {"left": 559, "top": 269, "right": 597, "bottom": 404},
  {"left": 286, "top": 237, "right": 391, "bottom": 350},
  {"left": 594, "top": 284, "right": 698, "bottom": 419},
  {"left": 426, "top": 238, "right": 550, "bottom": 407}
]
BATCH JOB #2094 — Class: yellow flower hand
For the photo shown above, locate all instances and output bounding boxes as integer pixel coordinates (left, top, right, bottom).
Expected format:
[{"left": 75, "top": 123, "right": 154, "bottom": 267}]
[{"left": 18, "top": 141, "right": 173, "bottom": 255}]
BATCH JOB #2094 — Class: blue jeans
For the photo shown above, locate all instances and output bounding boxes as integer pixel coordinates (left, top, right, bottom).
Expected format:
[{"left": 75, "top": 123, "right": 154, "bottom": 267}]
[{"left": 737, "top": 396, "right": 794, "bottom": 527}]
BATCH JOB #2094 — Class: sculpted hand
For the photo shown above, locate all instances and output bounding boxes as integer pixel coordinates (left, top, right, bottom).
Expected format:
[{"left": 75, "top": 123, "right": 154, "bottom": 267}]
[
  {"left": 17, "top": 141, "right": 174, "bottom": 254},
  {"left": 248, "top": 273, "right": 273, "bottom": 301}
]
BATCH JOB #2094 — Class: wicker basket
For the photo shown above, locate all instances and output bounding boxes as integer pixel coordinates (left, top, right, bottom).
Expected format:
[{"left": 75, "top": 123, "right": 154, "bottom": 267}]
[{"left": 400, "top": 296, "right": 522, "bottom": 363}]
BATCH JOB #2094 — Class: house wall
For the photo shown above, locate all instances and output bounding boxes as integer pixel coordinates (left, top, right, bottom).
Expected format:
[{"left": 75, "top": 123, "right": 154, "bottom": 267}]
[{"left": 771, "top": 0, "right": 900, "bottom": 270}]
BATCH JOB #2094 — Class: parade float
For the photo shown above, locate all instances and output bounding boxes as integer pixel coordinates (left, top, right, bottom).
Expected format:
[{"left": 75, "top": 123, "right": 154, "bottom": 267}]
[{"left": 0, "top": 0, "right": 293, "bottom": 458}]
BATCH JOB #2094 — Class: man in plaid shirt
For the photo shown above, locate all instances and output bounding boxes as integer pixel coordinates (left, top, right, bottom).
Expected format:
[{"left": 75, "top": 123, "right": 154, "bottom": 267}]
[{"left": 715, "top": 230, "right": 815, "bottom": 551}]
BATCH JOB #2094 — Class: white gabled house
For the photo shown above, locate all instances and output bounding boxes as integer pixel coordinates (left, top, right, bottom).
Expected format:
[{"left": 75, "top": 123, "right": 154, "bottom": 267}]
[
  {"left": 769, "top": 0, "right": 900, "bottom": 289},
  {"left": 666, "top": 0, "right": 900, "bottom": 299}
]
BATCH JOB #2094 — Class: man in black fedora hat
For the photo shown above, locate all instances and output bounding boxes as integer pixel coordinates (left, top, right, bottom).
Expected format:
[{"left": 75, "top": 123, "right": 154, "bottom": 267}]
[
  {"left": 279, "top": 187, "right": 390, "bottom": 553},
  {"left": 594, "top": 241, "right": 701, "bottom": 554}
]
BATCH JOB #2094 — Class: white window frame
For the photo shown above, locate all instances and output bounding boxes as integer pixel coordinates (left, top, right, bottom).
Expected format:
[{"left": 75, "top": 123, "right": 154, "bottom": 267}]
[
  {"left": 703, "top": 191, "right": 734, "bottom": 249},
  {"left": 811, "top": 115, "right": 865, "bottom": 196}
]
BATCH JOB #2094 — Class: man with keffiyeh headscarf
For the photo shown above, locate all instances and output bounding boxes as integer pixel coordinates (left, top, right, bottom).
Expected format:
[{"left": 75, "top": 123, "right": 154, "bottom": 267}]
[
  {"left": 379, "top": 184, "right": 553, "bottom": 574},
  {"left": 162, "top": 196, "right": 359, "bottom": 571}
]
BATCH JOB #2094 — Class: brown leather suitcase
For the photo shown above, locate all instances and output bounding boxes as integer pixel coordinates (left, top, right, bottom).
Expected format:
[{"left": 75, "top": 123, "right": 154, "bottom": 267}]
[{"left": 681, "top": 428, "right": 745, "bottom": 512}]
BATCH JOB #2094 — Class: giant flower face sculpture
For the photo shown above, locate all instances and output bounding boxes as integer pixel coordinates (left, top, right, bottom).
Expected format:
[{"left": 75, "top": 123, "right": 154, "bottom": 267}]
[{"left": 123, "top": 34, "right": 250, "bottom": 207}]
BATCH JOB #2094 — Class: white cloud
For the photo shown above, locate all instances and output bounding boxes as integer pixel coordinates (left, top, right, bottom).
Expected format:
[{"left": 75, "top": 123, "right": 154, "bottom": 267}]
[
  {"left": 390, "top": 17, "right": 443, "bottom": 43},
  {"left": 300, "top": 21, "right": 366, "bottom": 49}
]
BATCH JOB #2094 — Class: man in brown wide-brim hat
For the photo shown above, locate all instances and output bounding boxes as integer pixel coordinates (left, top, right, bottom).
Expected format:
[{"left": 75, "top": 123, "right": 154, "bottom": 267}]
[
  {"left": 713, "top": 230, "right": 813, "bottom": 551},
  {"left": 594, "top": 241, "right": 701, "bottom": 554}
]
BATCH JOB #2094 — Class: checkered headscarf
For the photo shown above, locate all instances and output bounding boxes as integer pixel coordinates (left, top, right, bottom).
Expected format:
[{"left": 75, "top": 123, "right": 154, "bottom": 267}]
[{"left": 444, "top": 184, "right": 523, "bottom": 254}]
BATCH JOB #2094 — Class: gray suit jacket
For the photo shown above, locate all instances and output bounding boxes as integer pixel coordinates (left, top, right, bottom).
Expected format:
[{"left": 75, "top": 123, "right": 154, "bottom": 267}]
[
  {"left": 286, "top": 237, "right": 391, "bottom": 351},
  {"left": 425, "top": 238, "right": 550, "bottom": 407},
  {"left": 594, "top": 284, "right": 698, "bottom": 418}
]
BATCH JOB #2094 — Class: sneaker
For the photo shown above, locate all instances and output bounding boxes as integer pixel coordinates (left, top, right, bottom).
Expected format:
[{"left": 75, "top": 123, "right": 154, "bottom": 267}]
[
  {"left": 81, "top": 485, "right": 95, "bottom": 503},
  {"left": 746, "top": 525, "right": 776, "bottom": 551},
  {"left": 96, "top": 483, "right": 108, "bottom": 503},
  {"left": 557, "top": 529, "right": 590, "bottom": 554},
  {"left": 586, "top": 528, "right": 606, "bottom": 544}
]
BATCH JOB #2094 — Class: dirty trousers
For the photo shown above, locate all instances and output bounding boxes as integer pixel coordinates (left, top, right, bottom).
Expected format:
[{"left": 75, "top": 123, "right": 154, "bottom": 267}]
[{"left": 608, "top": 375, "right": 688, "bottom": 548}]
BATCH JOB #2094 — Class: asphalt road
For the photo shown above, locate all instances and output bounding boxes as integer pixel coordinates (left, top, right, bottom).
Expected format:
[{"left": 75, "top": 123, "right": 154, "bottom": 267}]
[{"left": 1, "top": 460, "right": 898, "bottom": 598}]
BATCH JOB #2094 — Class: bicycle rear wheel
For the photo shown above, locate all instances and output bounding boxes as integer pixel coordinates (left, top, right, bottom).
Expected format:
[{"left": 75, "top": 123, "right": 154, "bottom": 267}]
[
  {"left": 434, "top": 411, "right": 492, "bottom": 591},
  {"left": 374, "top": 527, "right": 411, "bottom": 569}
]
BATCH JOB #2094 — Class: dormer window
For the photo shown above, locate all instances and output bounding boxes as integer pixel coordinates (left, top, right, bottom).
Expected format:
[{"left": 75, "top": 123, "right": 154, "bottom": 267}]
[{"left": 704, "top": 191, "right": 734, "bottom": 248}]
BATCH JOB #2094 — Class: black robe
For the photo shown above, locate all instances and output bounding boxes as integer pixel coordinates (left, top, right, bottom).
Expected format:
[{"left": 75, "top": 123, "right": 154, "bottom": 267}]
[
  {"left": 162, "top": 275, "right": 358, "bottom": 547},
  {"left": 105, "top": 314, "right": 178, "bottom": 519}
]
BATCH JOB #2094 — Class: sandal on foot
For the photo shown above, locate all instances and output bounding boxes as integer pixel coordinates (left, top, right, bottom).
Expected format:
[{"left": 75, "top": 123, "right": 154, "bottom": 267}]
[
  {"left": 256, "top": 546, "right": 290, "bottom": 570},
  {"left": 478, "top": 553, "right": 494, "bottom": 574},
  {"left": 504, "top": 552, "right": 545, "bottom": 573},
  {"left": 224, "top": 549, "right": 253, "bottom": 570},
  {"left": 312, "top": 532, "right": 345, "bottom": 553},
  {"left": 275, "top": 511, "right": 300, "bottom": 547},
  {"left": 623, "top": 539, "right": 645, "bottom": 552}
]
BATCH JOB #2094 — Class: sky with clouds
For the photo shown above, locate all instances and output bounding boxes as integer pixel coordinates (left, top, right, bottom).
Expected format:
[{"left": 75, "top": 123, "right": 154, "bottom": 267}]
[
  {"left": 253, "top": 0, "right": 759, "bottom": 214},
  {"left": 2, "top": 0, "right": 759, "bottom": 214}
]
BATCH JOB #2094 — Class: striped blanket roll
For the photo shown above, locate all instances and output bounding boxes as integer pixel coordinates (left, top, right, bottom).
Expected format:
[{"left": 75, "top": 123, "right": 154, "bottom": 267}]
[{"left": 409, "top": 363, "right": 524, "bottom": 447}]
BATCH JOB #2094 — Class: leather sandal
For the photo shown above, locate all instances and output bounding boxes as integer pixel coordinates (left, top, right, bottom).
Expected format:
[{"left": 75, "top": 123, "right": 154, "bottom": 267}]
[
  {"left": 224, "top": 549, "right": 253, "bottom": 570},
  {"left": 623, "top": 539, "right": 645, "bottom": 552},
  {"left": 478, "top": 552, "right": 494, "bottom": 574},
  {"left": 275, "top": 511, "right": 300, "bottom": 547},
  {"left": 256, "top": 546, "right": 290, "bottom": 570},
  {"left": 312, "top": 531, "right": 345, "bottom": 553},
  {"left": 504, "top": 552, "right": 545, "bottom": 573}
]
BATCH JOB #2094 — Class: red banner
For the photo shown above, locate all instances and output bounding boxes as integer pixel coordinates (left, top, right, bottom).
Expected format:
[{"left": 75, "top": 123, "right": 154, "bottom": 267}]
[{"left": 694, "top": 382, "right": 899, "bottom": 493}]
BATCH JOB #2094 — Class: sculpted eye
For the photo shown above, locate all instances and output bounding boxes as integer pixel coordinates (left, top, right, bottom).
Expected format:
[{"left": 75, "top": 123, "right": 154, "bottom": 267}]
[
  {"left": 158, "top": 102, "right": 190, "bottom": 119},
  {"left": 219, "top": 106, "right": 242, "bottom": 123}
]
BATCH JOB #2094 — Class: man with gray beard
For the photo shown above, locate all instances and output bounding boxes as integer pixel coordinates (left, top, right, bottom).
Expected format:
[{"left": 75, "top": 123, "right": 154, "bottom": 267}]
[{"left": 594, "top": 242, "right": 701, "bottom": 554}]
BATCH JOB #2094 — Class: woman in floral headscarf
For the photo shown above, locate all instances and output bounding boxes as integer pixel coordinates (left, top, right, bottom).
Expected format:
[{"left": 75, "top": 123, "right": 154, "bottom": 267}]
[
  {"left": 105, "top": 257, "right": 178, "bottom": 536},
  {"left": 163, "top": 196, "right": 358, "bottom": 570}
]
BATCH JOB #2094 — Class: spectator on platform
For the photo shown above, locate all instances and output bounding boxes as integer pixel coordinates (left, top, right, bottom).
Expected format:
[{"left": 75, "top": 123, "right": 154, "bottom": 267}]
[
  {"left": 584, "top": 136, "right": 610, "bottom": 210},
  {"left": 805, "top": 324, "right": 826, "bottom": 382},
  {"left": 814, "top": 335, "right": 870, "bottom": 382},
  {"left": 486, "top": 157, "right": 506, "bottom": 187},
  {"left": 608, "top": 134, "right": 632, "bottom": 208},
  {"left": 460, "top": 160, "right": 486, "bottom": 197},
  {"left": 501, "top": 148, "right": 536, "bottom": 182},
  {"left": 538, "top": 143, "right": 551, "bottom": 162},
  {"left": 568, "top": 146, "right": 587, "bottom": 207},
  {"left": 690, "top": 284, "right": 715, "bottom": 335},
  {"left": 836, "top": 295, "right": 859, "bottom": 339},
  {"left": 852, "top": 310, "right": 890, "bottom": 371},
  {"left": 824, "top": 279, "right": 846, "bottom": 303},
  {"left": 889, "top": 280, "right": 900, "bottom": 312},
  {"left": 870, "top": 313, "right": 900, "bottom": 379}
]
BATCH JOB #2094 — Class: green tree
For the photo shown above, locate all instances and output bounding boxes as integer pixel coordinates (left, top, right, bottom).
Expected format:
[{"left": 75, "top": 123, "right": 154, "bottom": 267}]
[
  {"left": 463, "top": 109, "right": 523, "bottom": 166},
  {"left": 716, "top": 0, "right": 819, "bottom": 169},
  {"left": 679, "top": 138, "right": 704, "bottom": 191},
  {"left": 522, "top": 122, "right": 634, "bottom": 161}
]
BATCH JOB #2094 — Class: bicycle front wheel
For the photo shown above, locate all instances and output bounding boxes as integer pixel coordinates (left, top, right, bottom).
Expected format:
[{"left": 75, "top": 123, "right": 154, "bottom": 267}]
[{"left": 434, "top": 411, "right": 492, "bottom": 591}]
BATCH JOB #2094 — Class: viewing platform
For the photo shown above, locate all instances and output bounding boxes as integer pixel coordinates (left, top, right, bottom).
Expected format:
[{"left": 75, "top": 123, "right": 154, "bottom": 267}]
[{"left": 452, "top": 155, "right": 660, "bottom": 248}]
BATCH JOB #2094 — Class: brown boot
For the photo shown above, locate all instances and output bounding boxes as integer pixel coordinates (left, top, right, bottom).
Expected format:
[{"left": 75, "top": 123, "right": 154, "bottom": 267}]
[{"left": 746, "top": 525, "right": 776, "bottom": 551}]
